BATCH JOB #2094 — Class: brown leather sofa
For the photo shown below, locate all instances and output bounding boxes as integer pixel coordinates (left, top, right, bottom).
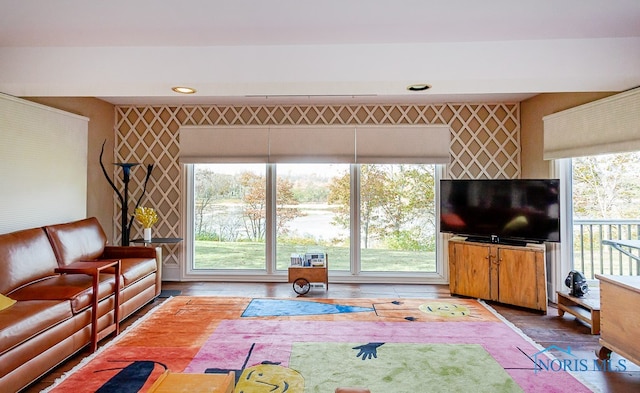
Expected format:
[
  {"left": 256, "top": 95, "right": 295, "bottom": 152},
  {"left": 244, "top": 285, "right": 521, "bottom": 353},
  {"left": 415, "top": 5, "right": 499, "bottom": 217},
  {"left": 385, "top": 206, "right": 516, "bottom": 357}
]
[{"left": 0, "top": 217, "right": 160, "bottom": 392}]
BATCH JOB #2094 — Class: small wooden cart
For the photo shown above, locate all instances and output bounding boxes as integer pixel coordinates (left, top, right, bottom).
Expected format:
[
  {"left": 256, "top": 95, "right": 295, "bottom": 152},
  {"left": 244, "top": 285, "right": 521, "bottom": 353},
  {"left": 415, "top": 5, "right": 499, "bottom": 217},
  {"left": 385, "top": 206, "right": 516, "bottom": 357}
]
[{"left": 288, "top": 254, "right": 328, "bottom": 295}]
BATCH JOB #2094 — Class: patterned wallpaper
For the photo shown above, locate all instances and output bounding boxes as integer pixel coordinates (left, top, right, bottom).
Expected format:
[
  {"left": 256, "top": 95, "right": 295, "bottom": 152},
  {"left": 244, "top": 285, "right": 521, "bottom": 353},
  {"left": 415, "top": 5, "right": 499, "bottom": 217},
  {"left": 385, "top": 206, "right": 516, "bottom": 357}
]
[{"left": 114, "top": 102, "right": 520, "bottom": 271}]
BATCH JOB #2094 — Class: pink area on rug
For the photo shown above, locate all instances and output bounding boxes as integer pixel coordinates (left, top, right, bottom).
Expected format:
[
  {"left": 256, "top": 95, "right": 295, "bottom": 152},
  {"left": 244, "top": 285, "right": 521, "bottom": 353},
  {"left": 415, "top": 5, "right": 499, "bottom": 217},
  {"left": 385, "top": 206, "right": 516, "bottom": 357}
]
[{"left": 185, "top": 319, "right": 591, "bottom": 392}]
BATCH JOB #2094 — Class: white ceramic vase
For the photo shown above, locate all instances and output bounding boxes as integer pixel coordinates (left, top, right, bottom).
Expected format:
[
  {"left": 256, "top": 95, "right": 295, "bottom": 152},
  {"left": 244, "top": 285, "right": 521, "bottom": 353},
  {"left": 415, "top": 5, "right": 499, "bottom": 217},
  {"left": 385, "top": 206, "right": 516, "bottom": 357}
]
[{"left": 143, "top": 227, "right": 152, "bottom": 241}]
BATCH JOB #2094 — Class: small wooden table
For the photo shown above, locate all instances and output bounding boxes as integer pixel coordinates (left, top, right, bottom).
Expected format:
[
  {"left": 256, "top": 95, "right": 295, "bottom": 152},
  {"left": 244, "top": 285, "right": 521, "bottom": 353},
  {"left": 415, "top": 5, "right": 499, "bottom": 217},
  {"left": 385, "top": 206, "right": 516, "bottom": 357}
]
[
  {"left": 131, "top": 237, "right": 183, "bottom": 282},
  {"left": 556, "top": 290, "right": 601, "bottom": 334},
  {"left": 55, "top": 260, "right": 121, "bottom": 352},
  {"left": 130, "top": 237, "right": 183, "bottom": 246}
]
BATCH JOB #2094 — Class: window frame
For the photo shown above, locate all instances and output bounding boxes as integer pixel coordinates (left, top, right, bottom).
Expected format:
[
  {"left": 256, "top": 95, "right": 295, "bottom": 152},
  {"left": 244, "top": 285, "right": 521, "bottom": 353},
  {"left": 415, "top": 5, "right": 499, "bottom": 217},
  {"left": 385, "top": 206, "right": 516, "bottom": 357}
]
[{"left": 182, "top": 163, "right": 448, "bottom": 284}]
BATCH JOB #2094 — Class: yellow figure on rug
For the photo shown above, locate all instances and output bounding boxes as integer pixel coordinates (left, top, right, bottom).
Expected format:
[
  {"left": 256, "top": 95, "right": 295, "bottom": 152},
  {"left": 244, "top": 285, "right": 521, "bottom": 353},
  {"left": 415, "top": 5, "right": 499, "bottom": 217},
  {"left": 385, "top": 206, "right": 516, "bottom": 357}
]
[
  {"left": 418, "top": 302, "right": 471, "bottom": 317},
  {"left": 235, "top": 363, "right": 304, "bottom": 393}
]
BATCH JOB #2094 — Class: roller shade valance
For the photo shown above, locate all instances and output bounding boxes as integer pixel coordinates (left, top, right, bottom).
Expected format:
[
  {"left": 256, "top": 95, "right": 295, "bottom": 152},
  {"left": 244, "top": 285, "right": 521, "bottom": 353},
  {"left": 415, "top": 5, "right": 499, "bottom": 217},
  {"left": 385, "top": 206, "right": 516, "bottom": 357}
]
[
  {"left": 543, "top": 88, "right": 640, "bottom": 160},
  {"left": 179, "top": 124, "right": 451, "bottom": 164},
  {"left": 179, "top": 126, "right": 269, "bottom": 163},
  {"left": 269, "top": 126, "right": 355, "bottom": 163},
  {"left": 355, "top": 125, "right": 451, "bottom": 164}
]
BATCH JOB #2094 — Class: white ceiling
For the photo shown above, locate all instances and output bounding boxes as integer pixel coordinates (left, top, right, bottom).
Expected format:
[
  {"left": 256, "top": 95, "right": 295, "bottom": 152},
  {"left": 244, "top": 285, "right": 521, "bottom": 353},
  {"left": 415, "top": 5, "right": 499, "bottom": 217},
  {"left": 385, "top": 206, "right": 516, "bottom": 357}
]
[{"left": 1, "top": 0, "right": 639, "bottom": 105}]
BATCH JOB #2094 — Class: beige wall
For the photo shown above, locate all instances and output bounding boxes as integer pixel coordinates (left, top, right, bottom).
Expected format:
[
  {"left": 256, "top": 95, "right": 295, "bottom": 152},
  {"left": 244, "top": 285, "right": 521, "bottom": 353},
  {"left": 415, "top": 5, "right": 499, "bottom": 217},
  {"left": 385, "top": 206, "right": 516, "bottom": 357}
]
[
  {"left": 113, "top": 103, "right": 521, "bottom": 274},
  {"left": 24, "top": 97, "right": 116, "bottom": 242},
  {"left": 520, "top": 92, "right": 616, "bottom": 178}
]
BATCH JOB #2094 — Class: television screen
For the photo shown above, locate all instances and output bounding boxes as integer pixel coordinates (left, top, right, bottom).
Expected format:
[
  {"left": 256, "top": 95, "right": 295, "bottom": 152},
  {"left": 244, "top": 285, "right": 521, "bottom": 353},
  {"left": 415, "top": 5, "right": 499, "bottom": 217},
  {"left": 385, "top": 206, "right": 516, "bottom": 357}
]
[{"left": 440, "top": 179, "right": 560, "bottom": 244}]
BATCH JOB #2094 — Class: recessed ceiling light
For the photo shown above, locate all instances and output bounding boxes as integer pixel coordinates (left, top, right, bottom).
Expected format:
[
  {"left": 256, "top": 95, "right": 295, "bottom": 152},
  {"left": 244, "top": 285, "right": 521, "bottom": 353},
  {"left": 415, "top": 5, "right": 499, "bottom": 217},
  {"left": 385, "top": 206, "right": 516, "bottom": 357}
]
[
  {"left": 172, "top": 86, "right": 197, "bottom": 94},
  {"left": 407, "top": 84, "right": 431, "bottom": 92}
]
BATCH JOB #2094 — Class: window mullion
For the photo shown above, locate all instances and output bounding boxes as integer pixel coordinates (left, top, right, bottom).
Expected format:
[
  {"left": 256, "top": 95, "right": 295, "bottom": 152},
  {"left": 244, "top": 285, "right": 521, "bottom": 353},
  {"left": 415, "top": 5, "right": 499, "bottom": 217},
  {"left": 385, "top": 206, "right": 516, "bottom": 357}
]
[
  {"left": 266, "top": 164, "right": 276, "bottom": 274},
  {"left": 350, "top": 164, "right": 360, "bottom": 275},
  {"left": 183, "top": 164, "right": 195, "bottom": 278}
]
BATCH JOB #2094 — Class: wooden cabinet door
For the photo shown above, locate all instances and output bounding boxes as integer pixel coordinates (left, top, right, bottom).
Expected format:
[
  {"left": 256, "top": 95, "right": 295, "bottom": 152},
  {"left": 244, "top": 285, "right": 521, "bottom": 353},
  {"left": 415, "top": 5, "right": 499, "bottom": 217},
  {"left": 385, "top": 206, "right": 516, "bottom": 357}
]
[
  {"left": 449, "top": 241, "right": 491, "bottom": 299},
  {"left": 497, "top": 247, "right": 546, "bottom": 312}
]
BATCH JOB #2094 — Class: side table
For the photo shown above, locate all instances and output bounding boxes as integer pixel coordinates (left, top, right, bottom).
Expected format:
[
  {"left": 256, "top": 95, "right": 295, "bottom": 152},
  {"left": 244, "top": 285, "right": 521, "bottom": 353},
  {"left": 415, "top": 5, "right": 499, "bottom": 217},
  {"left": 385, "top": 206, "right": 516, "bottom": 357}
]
[
  {"left": 130, "top": 237, "right": 183, "bottom": 246},
  {"left": 556, "top": 290, "right": 600, "bottom": 334},
  {"left": 55, "top": 260, "right": 121, "bottom": 352},
  {"left": 130, "top": 238, "right": 183, "bottom": 285}
]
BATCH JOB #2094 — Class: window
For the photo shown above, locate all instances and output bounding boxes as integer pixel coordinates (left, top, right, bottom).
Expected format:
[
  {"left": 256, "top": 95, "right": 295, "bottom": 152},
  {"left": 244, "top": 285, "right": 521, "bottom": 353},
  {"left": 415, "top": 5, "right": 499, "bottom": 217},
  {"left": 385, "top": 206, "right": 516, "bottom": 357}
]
[
  {"left": 359, "top": 164, "right": 437, "bottom": 273},
  {"left": 193, "top": 164, "right": 266, "bottom": 270},
  {"left": 186, "top": 163, "right": 444, "bottom": 281},
  {"left": 571, "top": 151, "right": 640, "bottom": 278},
  {"left": 275, "top": 164, "right": 350, "bottom": 271}
]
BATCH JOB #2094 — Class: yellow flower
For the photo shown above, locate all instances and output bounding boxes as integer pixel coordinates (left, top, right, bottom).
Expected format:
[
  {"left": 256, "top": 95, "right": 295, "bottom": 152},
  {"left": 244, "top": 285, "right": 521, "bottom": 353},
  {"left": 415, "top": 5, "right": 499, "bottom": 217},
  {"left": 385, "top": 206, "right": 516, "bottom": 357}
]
[{"left": 135, "top": 207, "right": 159, "bottom": 228}]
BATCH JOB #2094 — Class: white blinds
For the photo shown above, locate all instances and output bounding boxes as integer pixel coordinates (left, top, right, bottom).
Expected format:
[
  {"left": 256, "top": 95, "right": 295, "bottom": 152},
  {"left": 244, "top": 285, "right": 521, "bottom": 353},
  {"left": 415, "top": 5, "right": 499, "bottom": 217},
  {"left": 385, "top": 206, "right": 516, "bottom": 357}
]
[
  {"left": 269, "top": 126, "right": 355, "bottom": 163},
  {"left": 0, "top": 93, "right": 88, "bottom": 234},
  {"left": 356, "top": 125, "right": 451, "bottom": 164},
  {"left": 179, "top": 125, "right": 451, "bottom": 164},
  {"left": 543, "top": 88, "right": 640, "bottom": 159},
  {"left": 179, "top": 126, "right": 269, "bottom": 163}
]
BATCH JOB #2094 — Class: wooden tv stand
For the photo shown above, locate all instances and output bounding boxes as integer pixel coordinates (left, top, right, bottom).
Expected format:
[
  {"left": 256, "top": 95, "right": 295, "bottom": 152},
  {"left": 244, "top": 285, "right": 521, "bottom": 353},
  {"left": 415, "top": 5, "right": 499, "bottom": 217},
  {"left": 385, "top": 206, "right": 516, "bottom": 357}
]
[{"left": 448, "top": 237, "right": 547, "bottom": 313}]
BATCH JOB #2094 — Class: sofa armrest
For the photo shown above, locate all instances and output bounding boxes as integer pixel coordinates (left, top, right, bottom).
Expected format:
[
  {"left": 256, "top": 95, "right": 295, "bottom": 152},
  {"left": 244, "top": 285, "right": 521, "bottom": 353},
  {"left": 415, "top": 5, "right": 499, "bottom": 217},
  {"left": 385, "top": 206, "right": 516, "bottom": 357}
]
[{"left": 102, "top": 246, "right": 157, "bottom": 259}]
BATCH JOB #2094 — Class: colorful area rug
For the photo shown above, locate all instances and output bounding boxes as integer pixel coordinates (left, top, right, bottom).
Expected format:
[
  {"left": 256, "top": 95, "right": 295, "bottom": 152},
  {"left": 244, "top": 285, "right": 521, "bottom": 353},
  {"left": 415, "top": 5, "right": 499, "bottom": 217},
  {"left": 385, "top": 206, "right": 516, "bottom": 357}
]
[{"left": 45, "top": 297, "right": 591, "bottom": 392}]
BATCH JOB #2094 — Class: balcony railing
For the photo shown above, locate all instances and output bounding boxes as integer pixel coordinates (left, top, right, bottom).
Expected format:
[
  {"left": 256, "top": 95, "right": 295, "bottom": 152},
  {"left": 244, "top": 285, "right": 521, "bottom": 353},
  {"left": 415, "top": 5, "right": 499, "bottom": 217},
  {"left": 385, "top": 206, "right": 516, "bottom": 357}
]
[{"left": 573, "top": 219, "right": 640, "bottom": 279}]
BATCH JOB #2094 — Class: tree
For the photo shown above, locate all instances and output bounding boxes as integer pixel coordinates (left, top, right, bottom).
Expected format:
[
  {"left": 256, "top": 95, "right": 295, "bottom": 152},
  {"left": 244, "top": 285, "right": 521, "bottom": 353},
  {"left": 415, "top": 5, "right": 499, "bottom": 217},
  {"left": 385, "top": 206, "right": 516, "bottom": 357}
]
[
  {"left": 239, "top": 172, "right": 267, "bottom": 241},
  {"left": 328, "top": 164, "right": 436, "bottom": 250},
  {"left": 372, "top": 165, "right": 436, "bottom": 250},
  {"left": 194, "top": 168, "right": 234, "bottom": 236},
  {"left": 573, "top": 152, "right": 640, "bottom": 219},
  {"left": 238, "top": 171, "right": 303, "bottom": 241},
  {"left": 276, "top": 177, "right": 303, "bottom": 236},
  {"left": 358, "top": 165, "right": 389, "bottom": 248}
]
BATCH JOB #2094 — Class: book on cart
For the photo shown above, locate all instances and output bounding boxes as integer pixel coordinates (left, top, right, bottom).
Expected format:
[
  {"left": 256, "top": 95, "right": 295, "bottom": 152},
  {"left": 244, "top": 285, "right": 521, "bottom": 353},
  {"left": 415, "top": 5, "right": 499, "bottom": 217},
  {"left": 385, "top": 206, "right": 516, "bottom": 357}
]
[{"left": 290, "top": 252, "right": 326, "bottom": 267}]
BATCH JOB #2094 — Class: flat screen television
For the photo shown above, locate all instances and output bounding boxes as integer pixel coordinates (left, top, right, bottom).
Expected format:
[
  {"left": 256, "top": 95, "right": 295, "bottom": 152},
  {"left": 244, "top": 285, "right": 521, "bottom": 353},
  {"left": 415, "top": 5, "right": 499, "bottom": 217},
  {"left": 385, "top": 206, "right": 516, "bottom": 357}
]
[{"left": 440, "top": 179, "right": 560, "bottom": 245}]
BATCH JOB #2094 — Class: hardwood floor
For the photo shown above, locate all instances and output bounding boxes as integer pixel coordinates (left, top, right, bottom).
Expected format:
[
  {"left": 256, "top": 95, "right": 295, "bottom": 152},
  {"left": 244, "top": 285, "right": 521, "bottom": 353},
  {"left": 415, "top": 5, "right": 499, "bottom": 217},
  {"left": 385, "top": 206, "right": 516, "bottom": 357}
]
[{"left": 24, "top": 282, "right": 640, "bottom": 392}]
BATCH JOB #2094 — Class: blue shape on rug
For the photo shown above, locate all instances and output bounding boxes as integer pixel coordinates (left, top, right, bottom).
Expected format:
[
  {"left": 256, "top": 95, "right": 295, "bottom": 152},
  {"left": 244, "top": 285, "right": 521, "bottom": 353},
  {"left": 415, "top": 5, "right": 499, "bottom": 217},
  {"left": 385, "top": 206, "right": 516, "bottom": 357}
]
[{"left": 242, "top": 299, "right": 374, "bottom": 317}]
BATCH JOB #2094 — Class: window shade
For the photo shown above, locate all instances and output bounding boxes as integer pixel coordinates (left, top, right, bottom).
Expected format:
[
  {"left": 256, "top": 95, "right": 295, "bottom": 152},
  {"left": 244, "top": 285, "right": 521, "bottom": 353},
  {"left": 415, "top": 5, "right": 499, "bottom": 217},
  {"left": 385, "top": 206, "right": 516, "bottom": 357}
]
[
  {"left": 179, "top": 124, "right": 451, "bottom": 164},
  {"left": 355, "top": 125, "right": 451, "bottom": 164},
  {"left": 543, "top": 88, "right": 640, "bottom": 159},
  {"left": 179, "top": 126, "right": 269, "bottom": 163},
  {"left": 0, "top": 93, "right": 88, "bottom": 234},
  {"left": 268, "top": 126, "right": 355, "bottom": 163}
]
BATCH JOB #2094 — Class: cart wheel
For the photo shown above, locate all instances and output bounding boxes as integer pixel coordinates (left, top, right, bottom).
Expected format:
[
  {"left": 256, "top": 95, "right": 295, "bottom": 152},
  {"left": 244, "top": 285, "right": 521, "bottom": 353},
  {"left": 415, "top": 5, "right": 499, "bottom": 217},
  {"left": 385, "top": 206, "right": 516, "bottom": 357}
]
[
  {"left": 293, "top": 278, "right": 310, "bottom": 295},
  {"left": 597, "top": 346, "right": 612, "bottom": 361}
]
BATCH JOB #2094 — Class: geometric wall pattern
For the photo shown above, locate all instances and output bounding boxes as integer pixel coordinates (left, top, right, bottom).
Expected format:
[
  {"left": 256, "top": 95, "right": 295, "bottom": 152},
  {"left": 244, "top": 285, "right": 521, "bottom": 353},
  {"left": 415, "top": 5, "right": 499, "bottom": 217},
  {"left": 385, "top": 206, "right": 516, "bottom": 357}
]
[{"left": 114, "top": 102, "right": 520, "bottom": 271}]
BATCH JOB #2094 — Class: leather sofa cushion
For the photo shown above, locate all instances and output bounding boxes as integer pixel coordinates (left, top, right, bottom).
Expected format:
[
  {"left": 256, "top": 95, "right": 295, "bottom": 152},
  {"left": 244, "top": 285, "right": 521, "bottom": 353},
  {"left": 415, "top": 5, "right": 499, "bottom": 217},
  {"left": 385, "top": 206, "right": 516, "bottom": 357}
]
[
  {"left": 0, "top": 227, "right": 60, "bottom": 295},
  {"left": 0, "top": 299, "right": 72, "bottom": 355},
  {"left": 45, "top": 217, "right": 108, "bottom": 267},
  {"left": 9, "top": 274, "right": 120, "bottom": 314},
  {"left": 119, "top": 258, "right": 157, "bottom": 286}
]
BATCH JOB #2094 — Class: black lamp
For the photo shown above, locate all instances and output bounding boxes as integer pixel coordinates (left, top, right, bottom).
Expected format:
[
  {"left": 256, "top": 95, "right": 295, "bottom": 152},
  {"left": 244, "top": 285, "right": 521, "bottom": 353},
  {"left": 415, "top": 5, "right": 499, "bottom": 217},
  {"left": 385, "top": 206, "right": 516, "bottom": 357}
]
[{"left": 100, "top": 141, "right": 154, "bottom": 246}]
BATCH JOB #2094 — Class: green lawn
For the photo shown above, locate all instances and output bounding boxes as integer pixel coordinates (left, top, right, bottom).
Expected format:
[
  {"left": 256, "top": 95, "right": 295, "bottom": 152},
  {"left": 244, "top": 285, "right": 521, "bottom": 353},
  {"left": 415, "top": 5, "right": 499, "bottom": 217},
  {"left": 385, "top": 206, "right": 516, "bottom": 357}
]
[
  {"left": 194, "top": 240, "right": 437, "bottom": 272},
  {"left": 193, "top": 241, "right": 639, "bottom": 277}
]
